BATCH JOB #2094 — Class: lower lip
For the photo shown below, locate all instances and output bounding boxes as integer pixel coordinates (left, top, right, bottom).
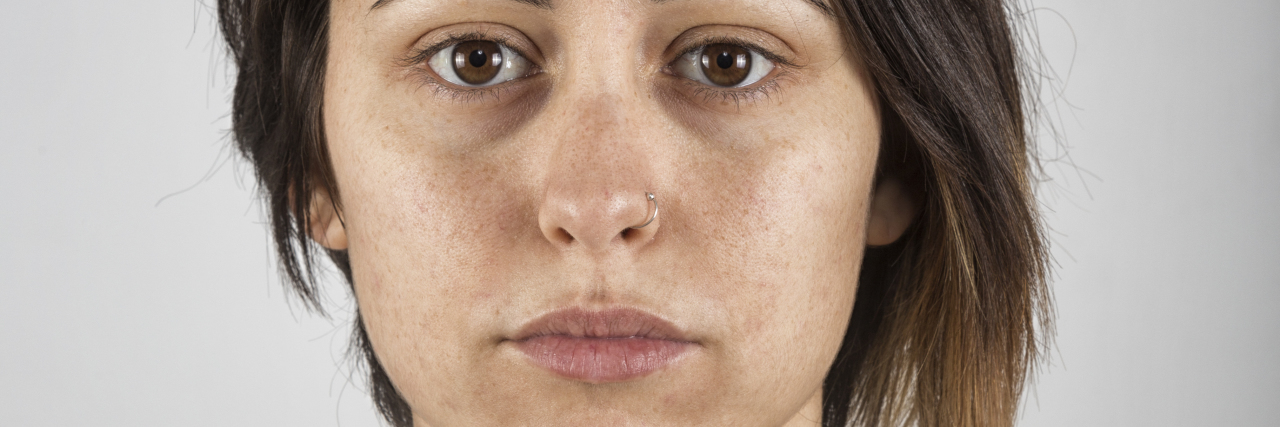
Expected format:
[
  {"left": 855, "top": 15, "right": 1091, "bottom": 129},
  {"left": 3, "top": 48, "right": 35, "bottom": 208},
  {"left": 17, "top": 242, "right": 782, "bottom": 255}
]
[{"left": 514, "top": 335, "right": 692, "bottom": 382}]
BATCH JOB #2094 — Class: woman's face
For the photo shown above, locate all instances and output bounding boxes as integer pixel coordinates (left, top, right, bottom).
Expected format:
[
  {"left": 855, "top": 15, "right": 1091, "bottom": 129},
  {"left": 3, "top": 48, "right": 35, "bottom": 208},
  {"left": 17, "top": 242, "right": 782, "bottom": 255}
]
[{"left": 320, "top": 0, "right": 890, "bottom": 425}]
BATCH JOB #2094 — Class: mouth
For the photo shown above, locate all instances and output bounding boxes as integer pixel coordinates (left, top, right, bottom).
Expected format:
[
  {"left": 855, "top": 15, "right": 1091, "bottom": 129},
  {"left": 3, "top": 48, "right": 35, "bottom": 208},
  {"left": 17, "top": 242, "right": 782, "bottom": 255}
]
[{"left": 509, "top": 307, "right": 697, "bottom": 383}]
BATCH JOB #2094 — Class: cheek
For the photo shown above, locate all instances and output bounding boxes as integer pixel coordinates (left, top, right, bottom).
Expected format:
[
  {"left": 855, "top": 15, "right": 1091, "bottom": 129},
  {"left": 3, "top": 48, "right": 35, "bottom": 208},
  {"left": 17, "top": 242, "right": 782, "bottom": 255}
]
[
  {"left": 670, "top": 117, "right": 876, "bottom": 390},
  {"left": 330, "top": 127, "right": 534, "bottom": 388}
]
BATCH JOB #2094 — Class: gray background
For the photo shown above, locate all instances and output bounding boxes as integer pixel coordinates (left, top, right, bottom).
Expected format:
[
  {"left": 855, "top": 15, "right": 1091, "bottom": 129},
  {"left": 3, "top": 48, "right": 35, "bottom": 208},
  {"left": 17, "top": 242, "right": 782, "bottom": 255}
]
[{"left": 1, "top": 1, "right": 1275, "bottom": 425}]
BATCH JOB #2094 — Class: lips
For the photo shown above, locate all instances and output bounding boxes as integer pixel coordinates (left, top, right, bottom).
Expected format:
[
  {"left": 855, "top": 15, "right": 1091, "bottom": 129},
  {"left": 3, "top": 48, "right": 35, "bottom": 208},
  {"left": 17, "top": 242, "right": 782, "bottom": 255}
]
[{"left": 510, "top": 307, "right": 696, "bottom": 383}]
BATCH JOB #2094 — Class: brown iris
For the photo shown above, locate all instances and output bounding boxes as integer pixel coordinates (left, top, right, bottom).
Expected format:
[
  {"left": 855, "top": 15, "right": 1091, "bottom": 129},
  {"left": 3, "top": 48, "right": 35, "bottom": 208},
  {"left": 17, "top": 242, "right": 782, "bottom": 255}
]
[
  {"left": 699, "top": 44, "right": 751, "bottom": 87},
  {"left": 452, "top": 40, "right": 503, "bottom": 85}
]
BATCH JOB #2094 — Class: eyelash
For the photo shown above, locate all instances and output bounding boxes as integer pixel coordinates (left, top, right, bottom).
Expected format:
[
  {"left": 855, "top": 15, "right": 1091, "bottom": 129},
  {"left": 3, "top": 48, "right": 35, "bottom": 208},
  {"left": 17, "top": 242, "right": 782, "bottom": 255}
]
[{"left": 404, "top": 33, "right": 793, "bottom": 105}]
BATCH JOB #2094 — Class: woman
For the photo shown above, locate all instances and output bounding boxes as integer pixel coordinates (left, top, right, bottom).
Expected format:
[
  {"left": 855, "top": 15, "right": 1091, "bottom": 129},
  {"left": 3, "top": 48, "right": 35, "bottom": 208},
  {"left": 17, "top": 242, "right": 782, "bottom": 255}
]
[{"left": 217, "top": 0, "right": 1051, "bottom": 425}]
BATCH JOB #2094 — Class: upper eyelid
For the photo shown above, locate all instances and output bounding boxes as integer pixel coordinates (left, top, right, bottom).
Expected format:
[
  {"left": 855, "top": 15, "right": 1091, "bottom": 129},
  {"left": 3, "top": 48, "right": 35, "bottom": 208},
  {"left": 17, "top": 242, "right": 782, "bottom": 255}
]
[
  {"left": 402, "top": 31, "right": 529, "bottom": 67},
  {"left": 670, "top": 37, "right": 797, "bottom": 69}
]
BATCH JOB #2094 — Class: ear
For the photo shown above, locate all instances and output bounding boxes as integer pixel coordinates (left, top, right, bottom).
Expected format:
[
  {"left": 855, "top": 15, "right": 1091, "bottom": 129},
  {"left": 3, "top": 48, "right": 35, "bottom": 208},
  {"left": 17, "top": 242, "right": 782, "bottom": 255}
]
[
  {"left": 866, "top": 177, "right": 919, "bottom": 246},
  {"left": 307, "top": 188, "right": 348, "bottom": 250}
]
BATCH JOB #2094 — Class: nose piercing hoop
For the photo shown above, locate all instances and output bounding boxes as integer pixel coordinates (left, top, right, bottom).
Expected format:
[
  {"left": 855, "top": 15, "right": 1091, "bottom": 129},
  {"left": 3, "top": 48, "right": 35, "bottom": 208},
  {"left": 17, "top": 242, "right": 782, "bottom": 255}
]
[{"left": 629, "top": 192, "right": 658, "bottom": 229}]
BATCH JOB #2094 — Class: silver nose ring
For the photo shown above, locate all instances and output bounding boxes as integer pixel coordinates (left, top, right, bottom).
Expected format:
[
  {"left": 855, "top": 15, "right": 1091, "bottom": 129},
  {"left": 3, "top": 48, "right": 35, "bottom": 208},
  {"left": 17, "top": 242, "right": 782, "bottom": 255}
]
[{"left": 629, "top": 192, "right": 658, "bottom": 229}]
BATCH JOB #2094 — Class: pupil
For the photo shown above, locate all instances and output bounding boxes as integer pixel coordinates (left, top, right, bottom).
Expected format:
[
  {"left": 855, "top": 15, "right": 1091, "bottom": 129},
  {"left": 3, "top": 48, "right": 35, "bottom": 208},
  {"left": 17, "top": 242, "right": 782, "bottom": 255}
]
[
  {"left": 716, "top": 52, "right": 733, "bottom": 69},
  {"left": 469, "top": 50, "right": 488, "bottom": 68}
]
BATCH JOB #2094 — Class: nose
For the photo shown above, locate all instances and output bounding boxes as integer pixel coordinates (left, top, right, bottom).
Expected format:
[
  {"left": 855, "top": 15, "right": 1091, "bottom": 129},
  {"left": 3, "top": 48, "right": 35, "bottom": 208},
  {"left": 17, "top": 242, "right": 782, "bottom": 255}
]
[{"left": 537, "top": 94, "right": 660, "bottom": 253}]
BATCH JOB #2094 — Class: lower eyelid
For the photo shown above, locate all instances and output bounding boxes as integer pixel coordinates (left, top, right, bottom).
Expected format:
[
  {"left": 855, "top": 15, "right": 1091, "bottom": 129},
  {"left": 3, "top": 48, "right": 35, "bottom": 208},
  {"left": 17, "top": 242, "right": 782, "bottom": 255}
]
[
  {"left": 412, "top": 63, "right": 548, "bottom": 104},
  {"left": 682, "top": 64, "right": 796, "bottom": 109},
  {"left": 419, "top": 74, "right": 519, "bottom": 103}
]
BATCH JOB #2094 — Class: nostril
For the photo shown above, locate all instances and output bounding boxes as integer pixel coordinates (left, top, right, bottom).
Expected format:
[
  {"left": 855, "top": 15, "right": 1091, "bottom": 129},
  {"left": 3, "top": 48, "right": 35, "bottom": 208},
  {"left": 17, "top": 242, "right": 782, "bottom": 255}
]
[
  {"left": 555, "top": 228, "right": 575, "bottom": 243},
  {"left": 538, "top": 191, "right": 658, "bottom": 250}
]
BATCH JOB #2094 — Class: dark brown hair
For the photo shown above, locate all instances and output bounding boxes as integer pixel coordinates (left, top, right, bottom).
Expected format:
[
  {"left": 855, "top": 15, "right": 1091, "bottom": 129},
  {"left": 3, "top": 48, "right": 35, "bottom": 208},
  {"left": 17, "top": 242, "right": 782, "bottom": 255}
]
[{"left": 217, "top": 0, "right": 1052, "bottom": 426}]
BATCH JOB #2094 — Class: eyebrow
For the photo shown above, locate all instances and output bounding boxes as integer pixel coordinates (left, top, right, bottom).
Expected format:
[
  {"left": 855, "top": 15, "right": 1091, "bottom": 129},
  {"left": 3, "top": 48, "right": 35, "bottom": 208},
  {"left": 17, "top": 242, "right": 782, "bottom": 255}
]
[{"left": 369, "top": 0, "right": 833, "bottom": 16}]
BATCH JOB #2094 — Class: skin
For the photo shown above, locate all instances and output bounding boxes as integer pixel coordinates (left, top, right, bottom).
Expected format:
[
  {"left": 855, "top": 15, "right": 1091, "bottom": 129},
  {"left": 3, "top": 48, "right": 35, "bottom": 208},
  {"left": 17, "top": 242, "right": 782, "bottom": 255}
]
[{"left": 313, "top": 0, "right": 915, "bottom": 425}]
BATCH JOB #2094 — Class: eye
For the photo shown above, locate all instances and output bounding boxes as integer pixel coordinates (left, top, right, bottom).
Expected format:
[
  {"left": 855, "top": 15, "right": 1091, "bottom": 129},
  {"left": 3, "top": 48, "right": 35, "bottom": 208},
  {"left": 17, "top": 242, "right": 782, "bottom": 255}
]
[
  {"left": 427, "top": 40, "right": 534, "bottom": 87},
  {"left": 671, "top": 43, "right": 775, "bottom": 88}
]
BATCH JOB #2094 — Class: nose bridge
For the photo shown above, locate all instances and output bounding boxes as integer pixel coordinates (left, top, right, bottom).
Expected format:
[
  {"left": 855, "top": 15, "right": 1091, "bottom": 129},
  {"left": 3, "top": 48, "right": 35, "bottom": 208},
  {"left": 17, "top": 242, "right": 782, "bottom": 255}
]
[
  {"left": 554, "top": 94, "right": 638, "bottom": 195},
  {"left": 551, "top": 21, "right": 650, "bottom": 165},
  {"left": 559, "top": 91, "right": 635, "bottom": 158},
  {"left": 546, "top": 17, "right": 652, "bottom": 192},
  {"left": 557, "top": 3, "right": 645, "bottom": 107}
]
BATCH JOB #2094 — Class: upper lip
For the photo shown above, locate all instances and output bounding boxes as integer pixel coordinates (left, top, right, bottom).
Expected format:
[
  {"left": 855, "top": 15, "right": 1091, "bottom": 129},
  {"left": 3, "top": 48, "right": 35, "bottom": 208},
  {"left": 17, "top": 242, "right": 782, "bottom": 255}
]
[{"left": 510, "top": 307, "right": 694, "bottom": 343}]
